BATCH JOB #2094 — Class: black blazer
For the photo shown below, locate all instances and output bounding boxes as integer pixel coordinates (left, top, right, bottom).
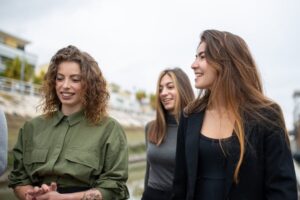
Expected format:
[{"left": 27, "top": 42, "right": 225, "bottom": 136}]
[{"left": 172, "top": 110, "right": 297, "bottom": 200}]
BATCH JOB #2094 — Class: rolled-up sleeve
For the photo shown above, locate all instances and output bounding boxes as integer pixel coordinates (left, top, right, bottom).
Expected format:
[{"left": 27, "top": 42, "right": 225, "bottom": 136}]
[
  {"left": 94, "top": 121, "right": 129, "bottom": 200},
  {"left": 8, "top": 125, "right": 32, "bottom": 188}
]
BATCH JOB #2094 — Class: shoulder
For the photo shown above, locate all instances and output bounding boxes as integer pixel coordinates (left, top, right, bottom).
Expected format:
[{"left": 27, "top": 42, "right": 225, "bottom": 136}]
[
  {"left": 98, "top": 116, "right": 124, "bottom": 131},
  {"left": 244, "top": 103, "right": 283, "bottom": 126},
  {"left": 97, "top": 116, "right": 126, "bottom": 138},
  {"left": 22, "top": 114, "right": 49, "bottom": 129},
  {"left": 244, "top": 103, "right": 286, "bottom": 137}
]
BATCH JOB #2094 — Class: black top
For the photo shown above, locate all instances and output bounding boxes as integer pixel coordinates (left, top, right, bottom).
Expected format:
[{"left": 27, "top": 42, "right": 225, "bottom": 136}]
[
  {"left": 195, "top": 133, "right": 233, "bottom": 200},
  {"left": 172, "top": 110, "right": 297, "bottom": 200}
]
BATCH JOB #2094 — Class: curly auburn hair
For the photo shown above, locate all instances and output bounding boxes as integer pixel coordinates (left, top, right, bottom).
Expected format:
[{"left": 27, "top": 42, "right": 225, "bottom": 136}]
[{"left": 40, "top": 45, "right": 109, "bottom": 124}]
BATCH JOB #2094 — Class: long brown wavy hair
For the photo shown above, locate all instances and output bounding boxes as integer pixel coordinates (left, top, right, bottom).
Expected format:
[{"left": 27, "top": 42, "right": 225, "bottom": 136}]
[
  {"left": 185, "top": 30, "right": 288, "bottom": 183},
  {"left": 148, "top": 68, "right": 195, "bottom": 145},
  {"left": 40, "top": 45, "right": 109, "bottom": 124}
]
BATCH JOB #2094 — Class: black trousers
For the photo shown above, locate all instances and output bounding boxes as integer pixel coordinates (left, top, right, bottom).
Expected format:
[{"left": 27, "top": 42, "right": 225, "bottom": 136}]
[
  {"left": 141, "top": 186, "right": 172, "bottom": 200},
  {"left": 57, "top": 186, "right": 91, "bottom": 193}
]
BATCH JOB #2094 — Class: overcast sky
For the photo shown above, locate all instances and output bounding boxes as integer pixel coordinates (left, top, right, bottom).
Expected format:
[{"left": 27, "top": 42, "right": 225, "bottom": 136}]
[{"left": 0, "top": 0, "right": 299, "bottom": 130}]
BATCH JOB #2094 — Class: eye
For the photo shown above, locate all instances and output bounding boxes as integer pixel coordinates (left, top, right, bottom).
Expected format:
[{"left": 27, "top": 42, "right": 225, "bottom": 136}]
[
  {"left": 72, "top": 78, "right": 81, "bottom": 82},
  {"left": 56, "top": 76, "right": 64, "bottom": 81},
  {"left": 167, "top": 85, "right": 174, "bottom": 90},
  {"left": 196, "top": 52, "right": 206, "bottom": 60},
  {"left": 71, "top": 75, "right": 82, "bottom": 82}
]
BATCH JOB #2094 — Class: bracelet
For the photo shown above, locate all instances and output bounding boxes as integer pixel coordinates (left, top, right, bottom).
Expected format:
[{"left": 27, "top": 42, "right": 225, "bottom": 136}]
[{"left": 81, "top": 189, "right": 103, "bottom": 200}]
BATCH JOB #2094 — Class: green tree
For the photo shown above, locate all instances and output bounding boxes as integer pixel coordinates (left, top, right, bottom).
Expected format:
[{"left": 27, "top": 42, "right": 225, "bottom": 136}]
[
  {"left": 33, "top": 69, "right": 46, "bottom": 85},
  {"left": 2, "top": 57, "right": 34, "bottom": 82},
  {"left": 135, "top": 90, "right": 146, "bottom": 103}
]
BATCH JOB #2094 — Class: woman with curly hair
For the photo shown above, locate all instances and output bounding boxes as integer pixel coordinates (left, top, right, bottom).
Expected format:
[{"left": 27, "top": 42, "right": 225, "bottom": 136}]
[
  {"left": 8, "top": 45, "right": 129, "bottom": 200},
  {"left": 172, "top": 30, "right": 297, "bottom": 200}
]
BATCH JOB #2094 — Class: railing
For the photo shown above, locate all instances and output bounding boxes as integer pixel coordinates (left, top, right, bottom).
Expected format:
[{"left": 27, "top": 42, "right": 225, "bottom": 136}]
[{"left": 0, "top": 76, "right": 41, "bottom": 96}]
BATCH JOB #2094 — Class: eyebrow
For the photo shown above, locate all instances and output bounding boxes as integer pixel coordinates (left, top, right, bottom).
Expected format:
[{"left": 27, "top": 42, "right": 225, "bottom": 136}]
[{"left": 57, "top": 73, "right": 81, "bottom": 77}]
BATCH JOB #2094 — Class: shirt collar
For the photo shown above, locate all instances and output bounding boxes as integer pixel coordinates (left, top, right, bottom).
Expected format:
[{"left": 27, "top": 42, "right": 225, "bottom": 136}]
[{"left": 53, "top": 110, "right": 85, "bottom": 127}]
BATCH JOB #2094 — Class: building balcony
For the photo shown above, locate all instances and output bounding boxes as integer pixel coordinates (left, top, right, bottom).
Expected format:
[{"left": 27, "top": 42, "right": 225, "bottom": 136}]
[{"left": 0, "top": 43, "right": 37, "bottom": 66}]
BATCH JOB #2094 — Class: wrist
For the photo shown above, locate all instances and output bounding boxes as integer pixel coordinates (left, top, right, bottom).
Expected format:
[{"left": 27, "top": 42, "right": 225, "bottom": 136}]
[{"left": 82, "top": 189, "right": 103, "bottom": 200}]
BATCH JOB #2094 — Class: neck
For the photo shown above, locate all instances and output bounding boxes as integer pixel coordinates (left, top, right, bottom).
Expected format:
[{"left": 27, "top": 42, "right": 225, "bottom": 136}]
[
  {"left": 61, "top": 105, "right": 82, "bottom": 116},
  {"left": 209, "top": 94, "right": 227, "bottom": 113}
]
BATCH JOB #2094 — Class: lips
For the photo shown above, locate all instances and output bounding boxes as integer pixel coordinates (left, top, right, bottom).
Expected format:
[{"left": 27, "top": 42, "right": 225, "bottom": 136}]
[
  {"left": 195, "top": 72, "right": 204, "bottom": 77},
  {"left": 162, "top": 99, "right": 173, "bottom": 104},
  {"left": 60, "top": 92, "right": 75, "bottom": 99}
]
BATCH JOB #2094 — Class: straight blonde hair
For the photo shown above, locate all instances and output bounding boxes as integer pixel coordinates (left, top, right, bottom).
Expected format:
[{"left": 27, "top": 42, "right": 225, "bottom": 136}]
[{"left": 148, "top": 68, "right": 195, "bottom": 145}]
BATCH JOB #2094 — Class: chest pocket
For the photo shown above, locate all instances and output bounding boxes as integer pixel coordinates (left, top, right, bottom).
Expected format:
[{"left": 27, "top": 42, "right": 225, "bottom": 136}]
[
  {"left": 24, "top": 148, "right": 49, "bottom": 165},
  {"left": 65, "top": 149, "right": 100, "bottom": 170},
  {"left": 64, "top": 149, "right": 101, "bottom": 183}
]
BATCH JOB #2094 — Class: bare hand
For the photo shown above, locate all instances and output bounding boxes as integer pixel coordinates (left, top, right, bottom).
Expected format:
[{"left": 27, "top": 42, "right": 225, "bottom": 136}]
[
  {"left": 25, "top": 183, "right": 57, "bottom": 199},
  {"left": 35, "top": 191, "right": 62, "bottom": 200}
]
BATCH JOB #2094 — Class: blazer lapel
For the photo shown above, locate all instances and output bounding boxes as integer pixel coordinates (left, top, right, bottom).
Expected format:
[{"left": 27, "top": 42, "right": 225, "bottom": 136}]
[{"left": 185, "top": 111, "right": 205, "bottom": 196}]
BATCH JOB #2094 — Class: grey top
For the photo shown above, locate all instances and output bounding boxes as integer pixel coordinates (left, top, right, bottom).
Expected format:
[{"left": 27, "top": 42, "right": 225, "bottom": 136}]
[
  {"left": 144, "top": 115, "right": 178, "bottom": 191},
  {"left": 0, "top": 110, "right": 8, "bottom": 175}
]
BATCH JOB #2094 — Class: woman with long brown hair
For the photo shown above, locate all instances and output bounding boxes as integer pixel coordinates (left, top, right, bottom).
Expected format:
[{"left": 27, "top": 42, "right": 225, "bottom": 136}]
[
  {"left": 172, "top": 30, "right": 297, "bottom": 200},
  {"left": 8, "top": 45, "right": 129, "bottom": 200},
  {"left": 142, "top": 68, "right": 195, "bottom": 200}
]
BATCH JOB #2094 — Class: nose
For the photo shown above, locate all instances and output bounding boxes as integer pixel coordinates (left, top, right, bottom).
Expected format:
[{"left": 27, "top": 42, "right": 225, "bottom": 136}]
[
  {"left": 191, "top": 59, "right": 198, "bottom": 70},
  {"left": 160, "top": 87, "right": 168, "bottom": 97},
  {"left": 62, "top": 79, "right": 70, "bottom": 88}
]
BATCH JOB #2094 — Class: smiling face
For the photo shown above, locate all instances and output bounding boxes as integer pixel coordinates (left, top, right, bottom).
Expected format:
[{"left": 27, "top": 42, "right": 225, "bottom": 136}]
[
  {"left": 159, "top": 74, "right": 178, "bottom": 114},
  {"left": 55, "top": 61, "right": 83, "bottom": 115},
  {"left": 191, "top": 42, "right": 218, "bottom": 90}
]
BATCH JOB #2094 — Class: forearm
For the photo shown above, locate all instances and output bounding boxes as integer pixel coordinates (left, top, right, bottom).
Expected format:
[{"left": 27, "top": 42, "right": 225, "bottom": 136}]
[
  {"left": 39, "top": 189, "right": 103, "bottom": 200},
  {"left": 14, "top": 185, "right": 34, "bottom": 200},
  {"left": 60, "top": 191, "right": 85, "bottom": 200}
]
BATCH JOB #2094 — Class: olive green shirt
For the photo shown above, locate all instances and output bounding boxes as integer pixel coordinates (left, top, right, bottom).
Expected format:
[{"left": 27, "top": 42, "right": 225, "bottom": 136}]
[{"left": 8, "top": 110, "right": 129, "bottom": 200}]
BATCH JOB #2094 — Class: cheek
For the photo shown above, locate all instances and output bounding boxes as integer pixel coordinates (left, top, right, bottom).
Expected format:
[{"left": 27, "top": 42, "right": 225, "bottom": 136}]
[
  {"left": 172, "top": 91, "right": 177, "bottom": 102},
  {"left": 55, "top": 83, "right": 60, "bottom": 91},
  {"left": 74, "top": 84, "right": 83, "bottom": 92}
]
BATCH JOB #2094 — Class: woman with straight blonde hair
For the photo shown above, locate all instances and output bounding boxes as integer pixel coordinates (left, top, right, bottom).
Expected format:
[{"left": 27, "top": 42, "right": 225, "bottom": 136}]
[
  {"left": 142, "top": 68, "right": 195, "bottom": 200},
  {"left": 172, "top": 30, "right": 297, "bottom": 200}
]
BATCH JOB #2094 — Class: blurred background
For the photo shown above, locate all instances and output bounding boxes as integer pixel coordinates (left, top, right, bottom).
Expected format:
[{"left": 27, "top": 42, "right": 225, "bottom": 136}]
[{"left": 0, "top": 0, "right": 300, "bottom": 199}]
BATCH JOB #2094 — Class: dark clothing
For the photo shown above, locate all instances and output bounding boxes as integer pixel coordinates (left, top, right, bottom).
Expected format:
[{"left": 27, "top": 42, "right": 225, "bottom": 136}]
[
  {"left": 57, "top": 186, "right": 91, "bottom": 193},
  {"left": 141, "top": 186, "right": 172, "bottom": 200},
  {"left": 195, "top": 134, "right": 231, "bottom": 200},
  {"left": 172, "top": 109, "right": 297, "bottom": 200},
  {"left": 143, "top": 114, "right": 178, "bottom": 200}
]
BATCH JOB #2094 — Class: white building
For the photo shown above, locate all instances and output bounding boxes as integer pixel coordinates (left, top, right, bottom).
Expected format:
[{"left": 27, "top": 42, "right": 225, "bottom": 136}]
[{"left": 0, "top": 30, "right": 37, "bottom": 73}]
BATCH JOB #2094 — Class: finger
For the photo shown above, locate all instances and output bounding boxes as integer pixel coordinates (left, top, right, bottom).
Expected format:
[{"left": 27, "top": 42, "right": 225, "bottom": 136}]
[
  {"left": 25, "top": 193, "right": 33, "bottom": 200},
  {"left": 35, "top": 193, "right": 47, "bottom": 200},
  {"left": 25, "top": 189, "right": 34, "bottom": 195},
  {"left": 50, "top": 182, "right": 57, "bottom": 191},
  {"left": 41, "top": 184, "right": 50, "bottom": 193},
  {"left": 33, "top": 186, "right": 40, "bottom": 193},
  {"left": 27, "top": 187, "right": 40, "bottom": 197}
]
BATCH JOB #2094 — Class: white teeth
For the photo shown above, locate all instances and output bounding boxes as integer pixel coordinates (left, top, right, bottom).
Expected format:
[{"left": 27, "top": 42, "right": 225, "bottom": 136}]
[
  {"left": 163, "top": 99, "right": 172, "bottom": 103},
  {"left": 61, "top": 92, "right": 73, "bottom": 97}
]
